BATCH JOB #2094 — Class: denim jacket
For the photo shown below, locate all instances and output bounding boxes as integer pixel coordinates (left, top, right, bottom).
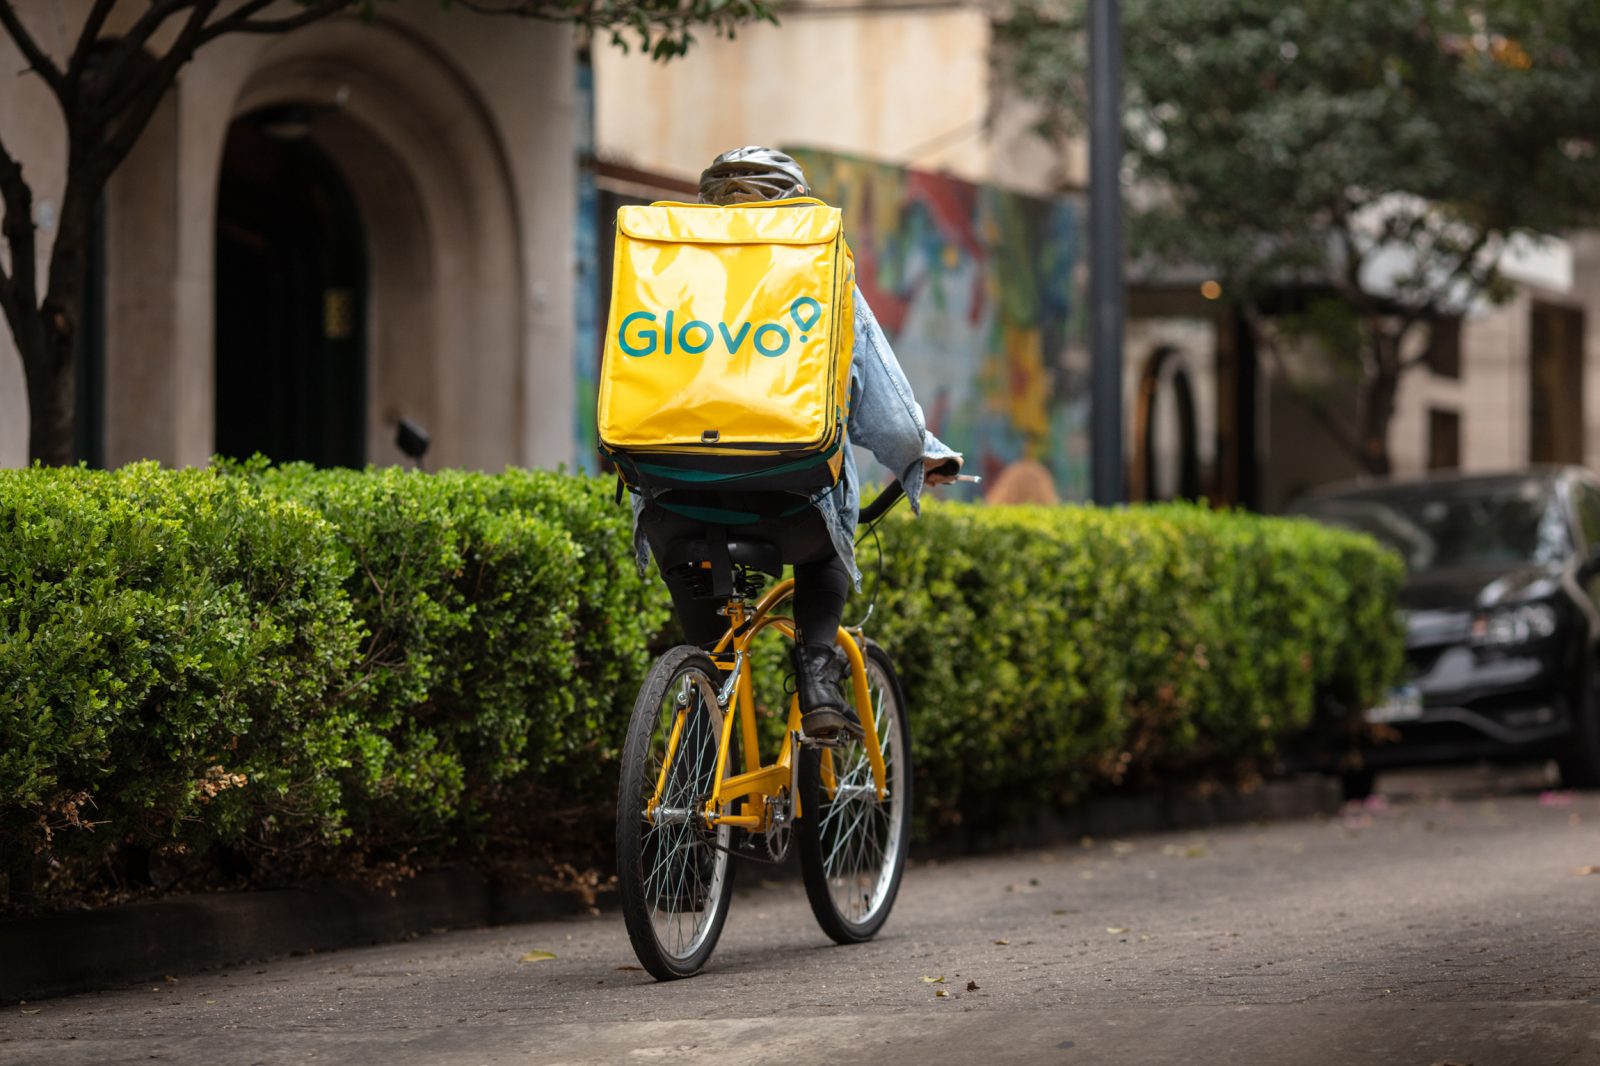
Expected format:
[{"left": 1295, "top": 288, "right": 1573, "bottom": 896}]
[{"left": 633, "top": 284, "right": 958, "bottom": 586}]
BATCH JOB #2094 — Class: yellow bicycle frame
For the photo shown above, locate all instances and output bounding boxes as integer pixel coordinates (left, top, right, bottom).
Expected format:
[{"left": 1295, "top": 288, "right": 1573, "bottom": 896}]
[{"left": 644, "top": 576, "right": 889, "bottom": 834}]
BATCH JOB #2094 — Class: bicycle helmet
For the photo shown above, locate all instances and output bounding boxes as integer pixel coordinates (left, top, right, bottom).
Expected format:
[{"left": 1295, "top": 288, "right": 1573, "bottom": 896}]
[{"left": 698, "top": 146, "right": 809, "bottom": 204}]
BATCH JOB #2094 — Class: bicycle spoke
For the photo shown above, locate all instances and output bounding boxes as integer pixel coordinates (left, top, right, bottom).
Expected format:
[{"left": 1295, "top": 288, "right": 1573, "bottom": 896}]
[
  {"left": 808, "top": 653, "right": 908, "bottom": 927},
  {"left": 631, "top": 664, "right": 730, "bottom": 964}
]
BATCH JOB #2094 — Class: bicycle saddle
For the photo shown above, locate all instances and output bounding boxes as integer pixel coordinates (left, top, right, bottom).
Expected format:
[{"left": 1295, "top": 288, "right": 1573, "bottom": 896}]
[{"left": 660, "top": 537, "right": 783, "bottom": 579}]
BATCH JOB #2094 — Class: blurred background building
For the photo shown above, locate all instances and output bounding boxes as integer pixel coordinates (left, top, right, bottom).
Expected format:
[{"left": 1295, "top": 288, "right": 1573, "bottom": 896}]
[
  {"left": 3, "top": 0, "right": 1598, "bottom": 513},
  {"left": 0, "top": 0, "right": 576, "bottom": 472}
]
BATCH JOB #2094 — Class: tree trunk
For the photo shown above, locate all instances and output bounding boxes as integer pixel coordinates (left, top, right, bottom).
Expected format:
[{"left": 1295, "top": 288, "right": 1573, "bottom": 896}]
[
  {"left": 27, "top": 171, "right": 98, "bottom": 467},
  {"left": 1356, "top": 331, "right": 1402, "bottom": 478},
  {"left": 21, "top": 311, "right": 76, "bottom": 467}
]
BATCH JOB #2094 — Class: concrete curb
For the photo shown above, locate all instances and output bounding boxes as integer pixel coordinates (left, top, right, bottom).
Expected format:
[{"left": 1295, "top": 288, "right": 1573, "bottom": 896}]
[
  {"left": 1, "top": 774, "right": 1341, "bottom": 1004},
  {"left": 0, "top": 868, "right": 580, "bottom": 1005},
  {"left": 931, "top": 774, "right": 1344, "bottom": 856}
]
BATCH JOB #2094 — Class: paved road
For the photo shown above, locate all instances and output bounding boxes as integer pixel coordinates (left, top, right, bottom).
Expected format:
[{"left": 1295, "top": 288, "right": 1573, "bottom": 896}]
[{"left": 3, "top": 765, "right": 1599, "bottom": 1065}]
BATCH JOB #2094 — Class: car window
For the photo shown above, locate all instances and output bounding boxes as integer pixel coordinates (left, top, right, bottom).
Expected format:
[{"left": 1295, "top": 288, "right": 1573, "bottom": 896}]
[{"left": 1299, "top": 478, "right": 1571, "bottom": 573}]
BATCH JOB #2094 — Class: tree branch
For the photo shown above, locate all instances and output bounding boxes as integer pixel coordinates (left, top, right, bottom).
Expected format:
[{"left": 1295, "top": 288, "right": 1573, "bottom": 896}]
[
  {"left": 64, "top": 0, "right": 120, "bottom": 84},
  {"left": 79, "top": 4, "right": 215, "bottom": 195},
  {"left": 0, "top": 0, "right": 65, "bottom": 96},
  {"left": 0, "top": 131, "right": 36, "bottom": 316},
  {"left": 198, "top": 0, "right": 360, "bottom": 44},
  {"left": 454, "top": 0, "right": 734, "bottom": 28},
  {"left": 86, "top": 1, "right": 204, "bottom": 126},
  {"left": 1330, "top": 212, "right": 1377, "bottom": 318},
  {"left": 1439, "top": 228, "right": 1495, "bottom": 297}
]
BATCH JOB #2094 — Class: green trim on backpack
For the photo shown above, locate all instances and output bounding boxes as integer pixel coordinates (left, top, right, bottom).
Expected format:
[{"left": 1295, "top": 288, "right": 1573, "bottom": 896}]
[
  {"left": 632, "top": 436, "right": 842, "bottom": 486},
  {"left": 655, "top": 496, "right": 819, "bottom": 526}
]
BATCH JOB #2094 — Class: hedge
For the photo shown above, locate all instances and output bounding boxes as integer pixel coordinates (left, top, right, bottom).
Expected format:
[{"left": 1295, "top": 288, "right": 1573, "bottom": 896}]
[
  {"left": 865, "top": 500, "right": 1402, "bottom": 829},
  {"left": 0, "top": 465, "right": 1401, "bottom": 911}
]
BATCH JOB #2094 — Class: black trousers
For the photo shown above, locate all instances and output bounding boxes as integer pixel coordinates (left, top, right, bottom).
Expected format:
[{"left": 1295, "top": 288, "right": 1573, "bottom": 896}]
[{"left": 639, "top": 495, "right": 851, "bottom": 649}]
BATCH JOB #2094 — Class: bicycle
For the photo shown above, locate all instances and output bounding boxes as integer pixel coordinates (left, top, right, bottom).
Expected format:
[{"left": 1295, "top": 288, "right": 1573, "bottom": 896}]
[{"left": 615, "top": 479, "right": 915, "bottom": 980}]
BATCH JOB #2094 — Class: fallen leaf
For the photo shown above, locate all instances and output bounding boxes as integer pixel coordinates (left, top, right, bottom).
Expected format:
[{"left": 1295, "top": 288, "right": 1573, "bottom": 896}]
[
  {"left": 20, "top": 1008, "right": 40, "bottom": 1015},
  {"left": 164, "top": 975, "right": 178, "bottom": 984},
  {"left": 934, "top": 989, "right": 948, "bottom": 998},
  {"left": 615, "top": 965, "right": 645, "bottom": 971},
  {"left": 1052, "top": 909, "right": 1069, "bottom": 916},
  {"left": 1575, "top": 866, "right": 1600, "bottom": 876},
  {"left": 1539, "top": 790, "right": 1575, "bottom": 808},
  {"left": 966, "top": 980, "right": 979, "bottom": 991},
  {"left": 1106, "top": 927, "right": 1129, "bottom": 934},
  {"left": 921, "top": 975, "right": 947, "bottom": 984},
  {"left": 993, "top": 939, "right": 1010, "bottom": 946},
  {"left": 519, "top": 950, "right": 557, "bottom": 963}
]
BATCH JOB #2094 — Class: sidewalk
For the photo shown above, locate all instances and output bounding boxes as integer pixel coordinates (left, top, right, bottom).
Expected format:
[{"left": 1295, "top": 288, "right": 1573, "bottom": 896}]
[{"left": 1, "top": 775, "right": 1339, "bottom": 1004}]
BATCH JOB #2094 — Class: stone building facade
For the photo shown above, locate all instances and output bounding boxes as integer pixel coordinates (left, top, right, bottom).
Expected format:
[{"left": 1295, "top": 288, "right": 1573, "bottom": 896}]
[{"left": 0, "top": 1, "right": 578, "bottom": 471}]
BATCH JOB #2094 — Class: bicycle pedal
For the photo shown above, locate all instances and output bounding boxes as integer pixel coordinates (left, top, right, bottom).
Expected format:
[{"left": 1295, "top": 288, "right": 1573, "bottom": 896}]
[{"left": 797, "top": 732, "right": 847, "bottom": 749}]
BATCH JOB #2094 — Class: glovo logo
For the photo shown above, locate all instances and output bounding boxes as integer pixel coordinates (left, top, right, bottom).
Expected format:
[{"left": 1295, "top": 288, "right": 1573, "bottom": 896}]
[{"left": 619, "top": 297, "right": 823, "bottom": 359}]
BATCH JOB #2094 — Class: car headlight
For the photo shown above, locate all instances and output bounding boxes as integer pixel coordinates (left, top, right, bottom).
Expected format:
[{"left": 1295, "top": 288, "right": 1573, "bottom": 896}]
[{"left": 1471, "top": 602, "right": 1559, "bottom": 646}]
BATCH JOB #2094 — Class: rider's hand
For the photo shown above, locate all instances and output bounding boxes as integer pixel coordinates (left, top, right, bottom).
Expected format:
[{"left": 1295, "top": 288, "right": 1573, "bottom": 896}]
[{"left": 923, "top": 455, "right": 963, "bottom": 487}]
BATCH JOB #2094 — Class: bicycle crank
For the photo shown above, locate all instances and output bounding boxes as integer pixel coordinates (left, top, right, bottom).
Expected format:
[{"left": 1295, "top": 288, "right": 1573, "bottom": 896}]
[{"left": 763, "top": 788, "right": 793, "bottom": 862}]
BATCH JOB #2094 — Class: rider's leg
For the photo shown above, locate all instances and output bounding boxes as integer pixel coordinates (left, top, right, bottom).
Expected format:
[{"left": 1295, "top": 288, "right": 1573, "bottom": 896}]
[
  {"left": 639, "top": 500, "right": 739, "bottom": 648},
  {"left": 790, "top": 549, "right": 862, "bottom": 739},
  {"left": 658, "top": 566, "right": 733, "bottom": 648},
  {"left": 792, "top": 551, "right": 850, "bottom": 645}
]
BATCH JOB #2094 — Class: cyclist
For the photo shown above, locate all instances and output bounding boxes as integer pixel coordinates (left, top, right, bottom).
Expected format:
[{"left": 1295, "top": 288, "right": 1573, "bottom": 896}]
[{"left": 632, "top": 145, "right": 961, "bottom": 740}]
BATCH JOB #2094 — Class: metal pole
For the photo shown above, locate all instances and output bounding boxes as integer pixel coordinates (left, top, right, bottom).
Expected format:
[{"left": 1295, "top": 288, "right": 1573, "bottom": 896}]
[{"left": 1088, "top": 0, "right": 1125, "bottom": 505}]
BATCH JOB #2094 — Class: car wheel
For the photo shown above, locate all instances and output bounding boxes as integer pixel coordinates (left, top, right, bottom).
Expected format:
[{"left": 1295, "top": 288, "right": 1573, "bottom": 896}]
[{"left": 1557, "top": 671, "right": 1600, "bottom": 790}]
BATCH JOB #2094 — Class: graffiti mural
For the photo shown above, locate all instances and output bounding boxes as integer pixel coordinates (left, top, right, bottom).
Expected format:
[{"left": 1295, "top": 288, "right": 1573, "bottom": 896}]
[{"left": 789, "top": 149, "right": 1089, "bottom": 502}]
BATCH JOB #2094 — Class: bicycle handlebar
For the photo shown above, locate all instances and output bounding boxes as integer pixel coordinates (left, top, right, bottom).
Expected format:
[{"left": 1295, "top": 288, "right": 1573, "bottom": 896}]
[
  {"left": 857, "top": 459, "right": 962, "bottom": 526},
  {"left": 858, "top": 481, "right": 905, "bottom": 526}
]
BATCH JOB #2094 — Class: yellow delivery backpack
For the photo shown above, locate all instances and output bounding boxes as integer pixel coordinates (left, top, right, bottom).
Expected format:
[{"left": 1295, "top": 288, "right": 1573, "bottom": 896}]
[{"left": 597, "top": 197, "right": 855, "bottom": 501}]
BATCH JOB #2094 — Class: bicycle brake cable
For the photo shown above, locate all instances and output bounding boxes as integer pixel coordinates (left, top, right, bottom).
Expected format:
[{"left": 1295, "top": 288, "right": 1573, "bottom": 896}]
[{"left": 845, "top": 508, "right": 887, "bottom": 631}]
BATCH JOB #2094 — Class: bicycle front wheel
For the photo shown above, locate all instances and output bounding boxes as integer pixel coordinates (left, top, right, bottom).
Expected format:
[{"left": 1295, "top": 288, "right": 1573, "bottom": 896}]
[
  {"left": 797, "top": 640, "right": 912, "bottom": 943},
  {"left": 616, "top": 645, "right": 737, "bottom": 979}
]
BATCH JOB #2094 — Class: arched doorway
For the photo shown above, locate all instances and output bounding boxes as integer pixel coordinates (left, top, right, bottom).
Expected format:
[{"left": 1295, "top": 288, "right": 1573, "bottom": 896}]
[
  {"left": 214, "top": 109, "right": 367, "bottom": 466},
  {"left": 1134, "top": 346, "right": 1202, "bottom": 501},
  {"left": 219, "top": 17, "right": 527, "bottom": 470}
]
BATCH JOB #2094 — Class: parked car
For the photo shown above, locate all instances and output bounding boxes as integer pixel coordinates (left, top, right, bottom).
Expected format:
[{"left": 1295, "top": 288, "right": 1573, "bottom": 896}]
[{"left": 1292, "top": 466, "right": 1600, "bottom": 795}]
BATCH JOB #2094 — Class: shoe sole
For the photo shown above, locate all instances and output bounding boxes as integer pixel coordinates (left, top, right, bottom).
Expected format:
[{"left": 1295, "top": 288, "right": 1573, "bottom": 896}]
[{"left": 802, "top": 710, "right": 866, "bottom": 741}]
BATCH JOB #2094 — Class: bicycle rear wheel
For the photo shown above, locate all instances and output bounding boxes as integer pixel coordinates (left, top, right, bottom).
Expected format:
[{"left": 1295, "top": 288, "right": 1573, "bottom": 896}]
[
  {"left": 616, "top": 645, "right": 738, "bottom": 979},
  {"left": 797, "top": 640, "right": 912, "bottom": 943}
]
